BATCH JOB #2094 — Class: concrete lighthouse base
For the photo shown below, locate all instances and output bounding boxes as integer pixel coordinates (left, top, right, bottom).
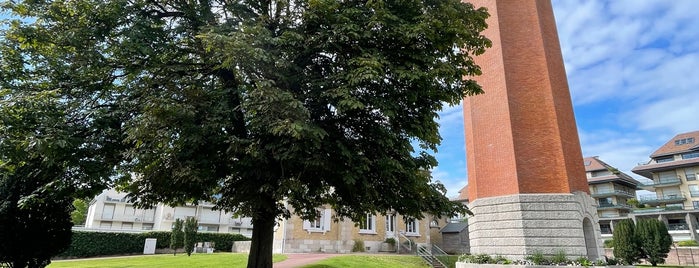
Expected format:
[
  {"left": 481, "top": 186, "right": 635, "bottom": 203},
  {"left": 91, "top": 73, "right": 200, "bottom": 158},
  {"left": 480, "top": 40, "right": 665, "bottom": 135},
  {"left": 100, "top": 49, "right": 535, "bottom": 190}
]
[{"left": 467, "top": 192, "right": 603, "bottom": 261}]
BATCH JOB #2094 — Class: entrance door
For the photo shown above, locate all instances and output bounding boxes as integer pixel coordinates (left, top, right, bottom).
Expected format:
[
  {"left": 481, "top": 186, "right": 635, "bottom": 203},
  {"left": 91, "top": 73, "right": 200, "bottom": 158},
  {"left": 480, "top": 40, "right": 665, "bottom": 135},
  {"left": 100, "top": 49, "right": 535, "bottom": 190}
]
[{"left": 385, "top": 214, "right": 396, "bottom": 238}]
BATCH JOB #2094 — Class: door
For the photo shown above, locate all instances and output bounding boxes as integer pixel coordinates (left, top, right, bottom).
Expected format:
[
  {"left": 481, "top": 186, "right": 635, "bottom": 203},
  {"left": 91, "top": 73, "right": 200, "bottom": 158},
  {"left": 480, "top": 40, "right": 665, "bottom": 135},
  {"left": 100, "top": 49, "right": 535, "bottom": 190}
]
[{"left": 385, "top": 214, "right": 396, "bottom": 238}]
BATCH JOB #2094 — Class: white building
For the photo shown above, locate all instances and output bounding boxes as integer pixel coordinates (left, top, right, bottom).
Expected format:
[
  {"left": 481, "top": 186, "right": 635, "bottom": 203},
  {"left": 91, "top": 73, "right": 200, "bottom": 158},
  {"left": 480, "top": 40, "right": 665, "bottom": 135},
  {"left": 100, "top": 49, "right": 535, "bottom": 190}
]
[{"left": 84, "top": 189, "right": 253, "bottom": 237}]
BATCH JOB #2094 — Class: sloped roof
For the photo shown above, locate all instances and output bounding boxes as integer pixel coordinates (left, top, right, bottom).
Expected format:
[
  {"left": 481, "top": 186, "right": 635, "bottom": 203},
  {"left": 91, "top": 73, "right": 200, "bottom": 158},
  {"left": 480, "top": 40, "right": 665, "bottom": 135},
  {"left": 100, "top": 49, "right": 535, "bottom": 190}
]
[
  {"left": 440, "top": 222, "right": 468, "bottom": 233},
  {"left": 650, "top": 130, "right": 699, "bottom": 158},
  {"left": 583, "top": 156, "right": 642, "bottom": 186}
]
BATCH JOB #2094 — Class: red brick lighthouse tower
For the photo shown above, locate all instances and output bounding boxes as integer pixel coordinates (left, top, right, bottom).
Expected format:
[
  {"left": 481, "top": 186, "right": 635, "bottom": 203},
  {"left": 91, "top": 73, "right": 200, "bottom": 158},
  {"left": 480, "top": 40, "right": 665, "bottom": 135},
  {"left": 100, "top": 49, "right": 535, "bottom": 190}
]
[{"left": 463, "top": 0, "right": 602, "bottom": 259}]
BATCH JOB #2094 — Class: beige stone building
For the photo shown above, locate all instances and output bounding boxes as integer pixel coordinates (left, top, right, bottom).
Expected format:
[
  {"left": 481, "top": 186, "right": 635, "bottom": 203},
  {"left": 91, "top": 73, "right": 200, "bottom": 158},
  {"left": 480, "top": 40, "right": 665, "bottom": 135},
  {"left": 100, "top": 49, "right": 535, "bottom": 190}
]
[{"left": 272, "top": 204, "right": 449, "bottom": 253}]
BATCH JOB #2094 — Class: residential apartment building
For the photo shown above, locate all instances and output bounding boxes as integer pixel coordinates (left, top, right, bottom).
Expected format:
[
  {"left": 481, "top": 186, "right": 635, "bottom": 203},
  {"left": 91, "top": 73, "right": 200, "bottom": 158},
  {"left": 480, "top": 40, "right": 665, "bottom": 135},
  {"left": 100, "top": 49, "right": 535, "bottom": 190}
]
[
  {"left": 584, "top": 156, "right": 641, "bottom": 238},
  {"left": 84, "top": 189, "right": 253, "bottom": 237},
  {"left": 631, "top": 130, "right": 699, "bottom": 241},
  {"left": 272, "top": 203, "right": 448, "bottom": 254}
]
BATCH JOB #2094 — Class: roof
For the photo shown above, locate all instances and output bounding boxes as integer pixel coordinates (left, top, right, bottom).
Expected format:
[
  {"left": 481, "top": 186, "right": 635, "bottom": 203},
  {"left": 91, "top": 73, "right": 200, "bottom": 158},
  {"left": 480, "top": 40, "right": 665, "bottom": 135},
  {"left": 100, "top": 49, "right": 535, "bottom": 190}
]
[
  {"left": 632, "top": 157, "right": 699, "bottom": 179},
  {"left": 583, "top": 156, "right": 642, "bottom": 186},
  {"left": 457, "top": 184, "right": 469, "bottom": 201},
  {"left": 440, "top": 222, "right": 468, "bottom": 233},
  {"left": 650, "top": 130, "right": 699, "bottom": 158}
]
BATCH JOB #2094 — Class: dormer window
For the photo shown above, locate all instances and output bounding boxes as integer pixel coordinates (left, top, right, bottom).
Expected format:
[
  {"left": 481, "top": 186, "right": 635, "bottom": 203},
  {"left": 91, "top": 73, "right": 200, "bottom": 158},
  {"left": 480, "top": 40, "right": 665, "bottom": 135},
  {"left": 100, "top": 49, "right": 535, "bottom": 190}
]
[
  {"left": 675, "top": 138, "right": 695, "bottom": 146},
  {"left": 655, "top": 156, "right": 674, "bottom": 163}
]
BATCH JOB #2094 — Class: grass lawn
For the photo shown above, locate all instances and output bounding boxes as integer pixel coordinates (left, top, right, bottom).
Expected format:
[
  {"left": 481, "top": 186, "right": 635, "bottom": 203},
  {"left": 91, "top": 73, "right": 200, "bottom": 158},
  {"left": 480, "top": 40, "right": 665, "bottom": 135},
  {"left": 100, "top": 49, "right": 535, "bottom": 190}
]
[
  {"left": 48, "top": 253, "right": 287, "bottom": 268},
  {"left": 300, "top": 255, "right": 429, "bottom": 268}
]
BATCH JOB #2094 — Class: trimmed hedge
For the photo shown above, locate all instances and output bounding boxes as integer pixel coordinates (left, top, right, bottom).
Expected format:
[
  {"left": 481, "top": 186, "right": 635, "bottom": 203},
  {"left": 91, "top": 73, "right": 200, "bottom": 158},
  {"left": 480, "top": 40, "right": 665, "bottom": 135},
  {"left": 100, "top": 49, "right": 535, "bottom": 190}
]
[{"left": 59, "top": 231, "right": 249, "bottom": 258}]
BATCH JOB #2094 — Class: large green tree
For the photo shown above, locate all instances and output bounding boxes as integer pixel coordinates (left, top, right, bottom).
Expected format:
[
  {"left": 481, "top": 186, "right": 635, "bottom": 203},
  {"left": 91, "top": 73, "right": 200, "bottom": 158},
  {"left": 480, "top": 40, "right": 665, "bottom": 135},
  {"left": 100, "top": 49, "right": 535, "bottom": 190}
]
[
  {"left": 0, "top": 1, "right": 490, "bottom": 267},
  {"left": 637, "top": 218, "right": 672, "bottom": 266}
]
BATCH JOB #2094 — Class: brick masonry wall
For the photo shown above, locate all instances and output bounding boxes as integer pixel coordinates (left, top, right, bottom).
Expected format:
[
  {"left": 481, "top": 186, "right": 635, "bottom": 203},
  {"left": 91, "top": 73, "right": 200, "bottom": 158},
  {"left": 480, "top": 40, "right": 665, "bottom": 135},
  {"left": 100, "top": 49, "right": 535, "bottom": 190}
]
[{"left": 464, "top": 0, "right": 588, "bottom": 201}]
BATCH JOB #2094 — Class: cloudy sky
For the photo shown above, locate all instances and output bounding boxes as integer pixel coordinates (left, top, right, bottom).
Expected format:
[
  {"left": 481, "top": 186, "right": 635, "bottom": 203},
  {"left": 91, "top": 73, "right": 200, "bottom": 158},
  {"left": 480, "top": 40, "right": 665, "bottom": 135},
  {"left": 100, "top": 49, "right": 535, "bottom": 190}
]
[{"left": 434, "top": 0, "right": 699, "bottom": 197}]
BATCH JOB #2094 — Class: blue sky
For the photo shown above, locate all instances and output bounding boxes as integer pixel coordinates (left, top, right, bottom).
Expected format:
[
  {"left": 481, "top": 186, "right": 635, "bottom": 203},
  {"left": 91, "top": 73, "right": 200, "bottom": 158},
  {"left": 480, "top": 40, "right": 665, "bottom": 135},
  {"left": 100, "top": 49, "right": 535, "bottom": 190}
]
[{"left": 434, "top": 0, "right": 699, "bottom": 197}]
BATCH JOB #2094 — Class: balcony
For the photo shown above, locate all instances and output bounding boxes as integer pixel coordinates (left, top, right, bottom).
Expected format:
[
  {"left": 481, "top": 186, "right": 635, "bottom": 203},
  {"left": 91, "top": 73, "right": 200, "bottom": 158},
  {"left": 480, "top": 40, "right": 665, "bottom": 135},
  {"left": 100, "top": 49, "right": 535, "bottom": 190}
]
[
  {"left": 641, "top": 178, "right": 682, "bottom": 188},
  {"left": 104, "top": 196, "right": 130, "bottom": 203},
  {"left": 668, "top": 223, "right": 689, "bottom": 231},
  {"left": 591, "top": 189, "right": 636, "bottom": 198},
  {"left": 597, "top": 203, "right": 633, "bottom": 210},
  {"left": 638, "top": 194, "right": 686, "bottom": 206},
  {"left": 633, "top": 206, "right": 685, "bottom": 214}
]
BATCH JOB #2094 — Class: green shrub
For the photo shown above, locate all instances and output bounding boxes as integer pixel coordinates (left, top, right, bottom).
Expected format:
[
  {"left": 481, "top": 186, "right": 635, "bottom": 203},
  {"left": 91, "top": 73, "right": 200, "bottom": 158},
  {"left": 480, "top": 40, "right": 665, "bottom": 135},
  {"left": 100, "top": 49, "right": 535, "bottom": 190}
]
[
  {"left": 184, "top": 218, "right": 198, "bottom": 256},
  {"left": 612, "top": 218, "right": 640, "bottom": 265},
  {"left": 575, "top": 256, "right": 593, "bottom": 267},
  {"left": 603, "top": 239, "right": 614, "bottom": 248},
  {"left": 351, "top": 239, "right": 365, "bottom": 252},
  {"left": 637, "top": 218, "right": 672, "bottom": 266},
  {"left": 677, "top": 240, "right": 699, "bottom": 247},
  {"left": 525, "top": 251, "right": 549, "bottom": 265},
  {"left": 384, "top": 237, "right": 396, "bottom": 246},
  {"left": 59, "top": 230, "right": 249, "bottom": 258},
  {"left": 170, "top": 219, "right": 184, "bottom": 255},
  {"left": 550, "top": 250, "right": 568, "bottom": 264}
]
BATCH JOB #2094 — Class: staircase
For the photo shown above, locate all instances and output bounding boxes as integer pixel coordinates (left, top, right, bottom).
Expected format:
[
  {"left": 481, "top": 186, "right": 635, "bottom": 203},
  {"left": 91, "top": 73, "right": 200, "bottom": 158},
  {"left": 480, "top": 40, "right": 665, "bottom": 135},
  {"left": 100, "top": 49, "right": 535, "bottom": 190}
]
[{"left": 417, "top": 244, "right": 448, "bottom": 268}]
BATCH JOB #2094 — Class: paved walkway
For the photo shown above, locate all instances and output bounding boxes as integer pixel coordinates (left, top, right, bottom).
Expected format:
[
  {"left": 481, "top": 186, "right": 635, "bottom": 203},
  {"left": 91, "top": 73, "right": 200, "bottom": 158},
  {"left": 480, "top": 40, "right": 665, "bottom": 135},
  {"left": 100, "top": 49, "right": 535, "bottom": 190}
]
[{"left": 274, "top": 253, "right": 340, "bottom": 268}]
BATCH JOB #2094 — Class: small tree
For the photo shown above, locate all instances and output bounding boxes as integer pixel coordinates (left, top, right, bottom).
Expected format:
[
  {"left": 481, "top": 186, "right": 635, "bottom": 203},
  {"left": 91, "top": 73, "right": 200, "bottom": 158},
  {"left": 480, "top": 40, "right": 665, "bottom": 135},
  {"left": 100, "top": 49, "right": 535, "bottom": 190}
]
[
  {"left": 70, "top": 199, "right": 89, "bottom": 226},
  {"left": 184, "top": 217, "right": 199, "bottom": 256},
  {"left": 170, "top": 219, "right": 184, "bottom": 256},
  {"left": 636, "top": 218, "right": 672, "bottom": 266},
  {"left": 613, "top": 219, "right": 640, "bottom": 265}
]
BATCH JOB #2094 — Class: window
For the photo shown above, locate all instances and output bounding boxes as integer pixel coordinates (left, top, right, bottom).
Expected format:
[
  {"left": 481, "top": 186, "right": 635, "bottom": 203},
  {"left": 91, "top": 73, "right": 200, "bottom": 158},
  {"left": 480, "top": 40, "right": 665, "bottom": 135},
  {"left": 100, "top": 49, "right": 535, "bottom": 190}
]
[
  {"left": 598, "top": 197, "right": 613, "bottom": 207},
  {"left": 121, "top": 222, "right": 133, "bottom": 229},
  {"left": 693, "top": 201, "right": 699, "bottom": 209},
  {"left": 655, "top": 156, "right": 674, "bottom": 163},
  {"left": 658, "top": 171, "right": 678, "bottom": 183},
  {"left": 358, "top": 214, "right": 376, "bottom": 234},
  {"left": 600, "top": 223, "right": 612, "bottom": 234},
  {"left": 405, "top": 219, "right": 419, "bottom": 236},
  {"left": 682, "top": 152, "right": 699, "bottom": 159},
  {"left": 690, "top": 185, "right": 699, "bottom": 197},
  {"left": 687, "top": 168, "right": 697, "bottom": 181},
  {"left": 303, "top": 209, "right": 331, "bottom": 233},
  {"left": 142, "top": 223, "right": 154, "bottom": 230},
  {"left": 591, "top": 170, "right": 611, "bottom": 177},
  {"left": 99, "top": 221, "right": 112, "bottom": 229},
  {"left": 675, "top": 138, "right": 695, "bottom": 145}
]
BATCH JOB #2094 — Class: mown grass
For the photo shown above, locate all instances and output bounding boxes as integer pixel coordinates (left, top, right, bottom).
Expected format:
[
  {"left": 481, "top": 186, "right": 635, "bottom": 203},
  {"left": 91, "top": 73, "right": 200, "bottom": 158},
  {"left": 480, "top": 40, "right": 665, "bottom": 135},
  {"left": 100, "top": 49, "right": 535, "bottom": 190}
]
[
  {"left": 300, "top": 255, "right": 429, "bottom": 268},
  {"left": 48, "top": 253, "right": 287, "bottom": 268}
]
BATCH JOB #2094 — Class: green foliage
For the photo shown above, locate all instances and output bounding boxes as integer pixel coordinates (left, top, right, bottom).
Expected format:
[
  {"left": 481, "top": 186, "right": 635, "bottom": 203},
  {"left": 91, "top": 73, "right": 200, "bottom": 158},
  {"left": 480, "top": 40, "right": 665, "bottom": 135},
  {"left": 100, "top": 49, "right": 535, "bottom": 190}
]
[
  {"left": 49, "top": 253, "right": 289, "bottom": 268},
  {"left": 627, "top": 198, "right": 641, "bottom": 208},
  {"left": 58, "top": 231, "right": 247, "bottom": 258},
  {"left": 677, "top": 240, "right": 699, "bottom": 247},
  {"left": 604, "top": 239, "right": 614, "bottom": 248},
  {"left": 170, "top": 219, "right": 184, "bottom": 255},
  {"left": 0, "top": 0, "right": 490, "bottom": 267},
  {"left": 575, "top": 256, "right": 593, "bottom": 267},
  {"left": 351, "top": 239, "right": 365, "bottom": 252},
  {"left": 525, "top": 251, "right": 549, "bottom": 265},
  {"left": 384, "top": 238, "right": 396, "bottom": 246},
  {"left": 637, "top": 218, "right": 672, "bottom": 266},
  {"left": 184, "top": 218, "right": 199, "bottom": 256},
  {"left": 550, "top": 250, "right": 568, "bottom": 264},
  {"left": 70, "top": 199, "right": 89, "bottom": 226},
  {"left": 613, "top": 218, "right": 641, "bottom": 265}
]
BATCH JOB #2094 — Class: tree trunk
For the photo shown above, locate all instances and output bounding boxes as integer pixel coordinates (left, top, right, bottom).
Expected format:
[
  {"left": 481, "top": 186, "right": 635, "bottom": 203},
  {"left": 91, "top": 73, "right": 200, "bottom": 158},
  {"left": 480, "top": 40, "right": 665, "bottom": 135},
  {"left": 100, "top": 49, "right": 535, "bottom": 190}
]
[{"left": 246, "top": 213, "right": 276, "bottom": 268}]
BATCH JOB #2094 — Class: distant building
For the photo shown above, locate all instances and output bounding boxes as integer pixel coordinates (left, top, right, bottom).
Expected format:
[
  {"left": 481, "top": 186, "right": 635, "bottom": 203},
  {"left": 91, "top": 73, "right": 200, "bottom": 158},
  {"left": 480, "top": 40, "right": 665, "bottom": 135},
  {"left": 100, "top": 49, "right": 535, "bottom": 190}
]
[
  {"left": 271, "top": 203, "right": 449, "bottom": 254},
  {"left": 583, "top": 156, "right": 641, "bottom": 239},
  {"left": 84, "top": 189, "right": 253, "bottom": 237},
  {"left": 632, "top": 130, "right": 699, "bottom": 241}
]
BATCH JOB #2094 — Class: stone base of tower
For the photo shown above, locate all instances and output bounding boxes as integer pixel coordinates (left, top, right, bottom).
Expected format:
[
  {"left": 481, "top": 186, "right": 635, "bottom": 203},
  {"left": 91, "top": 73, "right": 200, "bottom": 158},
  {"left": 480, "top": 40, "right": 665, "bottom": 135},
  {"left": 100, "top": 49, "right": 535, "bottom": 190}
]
[{"left": 467, "top": 192, "right": 603, "bottom": 260}]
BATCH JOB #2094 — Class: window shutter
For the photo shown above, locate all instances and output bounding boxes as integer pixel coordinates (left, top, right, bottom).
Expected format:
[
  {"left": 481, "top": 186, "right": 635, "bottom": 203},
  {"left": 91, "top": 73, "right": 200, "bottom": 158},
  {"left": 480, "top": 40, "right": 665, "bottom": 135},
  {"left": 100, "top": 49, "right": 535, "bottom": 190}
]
[
  {"left": 323, "top": 209, "right": 332, "bottom": 231},
  {"left": 303, "top": 220, "right": 311, "bottom": 230}
]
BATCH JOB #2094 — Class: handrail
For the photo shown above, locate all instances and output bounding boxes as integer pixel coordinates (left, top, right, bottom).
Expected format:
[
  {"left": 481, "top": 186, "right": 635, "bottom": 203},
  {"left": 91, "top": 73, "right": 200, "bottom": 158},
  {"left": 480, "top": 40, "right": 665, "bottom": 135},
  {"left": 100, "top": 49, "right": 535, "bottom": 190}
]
[
  {"left": 398, "top": 232, "right": 412, "bottom": 253},
  {"left": 417, "top": 244, "right": 447, "bottom": 268}
]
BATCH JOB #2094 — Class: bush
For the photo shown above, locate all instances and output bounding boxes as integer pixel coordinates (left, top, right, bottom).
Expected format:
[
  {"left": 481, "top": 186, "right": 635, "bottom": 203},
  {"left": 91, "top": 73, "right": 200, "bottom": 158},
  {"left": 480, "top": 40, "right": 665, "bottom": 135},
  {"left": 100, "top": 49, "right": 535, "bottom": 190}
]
[
  {"left": 550, "top": 250, "right": 568, "bottom": 264},
  {"left": 678, "top": 240, "right": 699, "bottom": 247},
  {"left": 637, "top": 218, "right": 672, "bottom": 266},
  {"left": 525, "top": 251, "right": 549, "bottom": 265},
  {"left": 351, "top": 239, "right": 365, "bottom": 252},
  {"left": 612, "top": 219, "right": 640, "bottom": 265},
  {"left": 384, "top": 237, "right": 396, "bottom": 246},
  {"left": 59, "top": 230, "right": 249, "bottom": 258},
  {"left": 603, "top": 239, "right": 614, "bottom": 248},
  {"left": 171, "top": 219, "right": 184, "bottom": 255},
  {"left": 184, "top": 218, "right": 199, "bottom": 256}
]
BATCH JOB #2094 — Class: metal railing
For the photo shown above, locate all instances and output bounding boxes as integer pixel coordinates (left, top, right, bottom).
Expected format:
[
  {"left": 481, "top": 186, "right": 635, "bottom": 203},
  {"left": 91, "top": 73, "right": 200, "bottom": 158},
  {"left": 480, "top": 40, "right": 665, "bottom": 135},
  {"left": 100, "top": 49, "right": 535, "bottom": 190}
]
[
  {"left": 591, "top": 189, "right": 635, "bottom": 197},
  {"left": 417, "top": 244, "right": 447, "bottom": 268},
  {"left": 639, "top": 194, "right": 686, "bottom": 204},
  {"left": 398, "top": 232, "right": 413, "bottom": 254},
  {"left": 642, "top": 178, "right": 682, "bottom": 187}
]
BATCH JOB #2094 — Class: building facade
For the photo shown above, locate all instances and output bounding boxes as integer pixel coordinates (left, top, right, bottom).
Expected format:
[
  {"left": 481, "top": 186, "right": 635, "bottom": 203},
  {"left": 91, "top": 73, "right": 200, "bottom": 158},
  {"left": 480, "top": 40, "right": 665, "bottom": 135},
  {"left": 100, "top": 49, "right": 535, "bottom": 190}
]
[
  {"left": 84, "top": 189, "right": 253, "bottom": 237},
  {"left": 583, "top": 156, "right": 641, "bottom": 239},
  {"left": 272, "top": 204, "right": 448, "bottom": 254},
  {"left": 631, "top": 130, "right": 699, "bottom": 241}
]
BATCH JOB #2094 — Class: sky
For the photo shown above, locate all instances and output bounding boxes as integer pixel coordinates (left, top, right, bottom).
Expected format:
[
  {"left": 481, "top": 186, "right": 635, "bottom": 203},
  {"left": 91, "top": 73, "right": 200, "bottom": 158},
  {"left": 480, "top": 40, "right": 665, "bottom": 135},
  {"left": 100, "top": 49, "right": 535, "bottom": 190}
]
[{"left": 434, "top": 0, "right": 699, "bottom": 197}]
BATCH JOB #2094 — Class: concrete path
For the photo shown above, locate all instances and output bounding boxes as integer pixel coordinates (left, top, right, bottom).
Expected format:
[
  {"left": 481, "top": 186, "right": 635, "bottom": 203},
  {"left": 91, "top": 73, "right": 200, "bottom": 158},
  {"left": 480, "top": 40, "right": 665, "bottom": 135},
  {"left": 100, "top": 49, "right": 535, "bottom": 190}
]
[{"left": 274, "top": 253, "right": 340, "bottom": 268}]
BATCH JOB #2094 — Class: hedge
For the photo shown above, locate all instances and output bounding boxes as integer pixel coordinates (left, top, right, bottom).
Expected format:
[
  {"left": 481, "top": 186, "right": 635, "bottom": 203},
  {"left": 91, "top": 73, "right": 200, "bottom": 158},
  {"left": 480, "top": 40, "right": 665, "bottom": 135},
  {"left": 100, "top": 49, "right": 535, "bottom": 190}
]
[{"left": 59, "top": 231, "right": 249, "bottom": 258}]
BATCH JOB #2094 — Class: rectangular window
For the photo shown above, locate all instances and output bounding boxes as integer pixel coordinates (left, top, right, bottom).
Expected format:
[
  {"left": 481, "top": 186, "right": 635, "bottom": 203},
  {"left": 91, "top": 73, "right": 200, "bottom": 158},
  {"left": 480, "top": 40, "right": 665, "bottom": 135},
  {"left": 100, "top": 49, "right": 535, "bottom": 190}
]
[
  {"left": 693, "top": 201, "right": 699, "bottom": 209},
  {"left": 406, "top": 219, "right": 419, "bottom": 235},
  {"left": 142, "top": 223, "right": 154, "bottom": 230},
  {"left": 658, "top": 171, "right": 678, "bottom": 183},
  {"left": 656, "top": 156, "right": 674, "bottom": 163},
  {"left": 682, "top": 152, "right": 699, "bottom": 159},
  {"left": 687, "top": 168, "right": 697, "bottom": 181},
  {"left": 121, "top": 222, "right": 133, "bottom": 229},
  {"left": 99, "top": 221, "right": 112, "bottom": 229},
  {"left": 303, "top": 209, "right": 331, "bottom": 233},
  {"left": 690, "top": 185, "right": 699, "bottom": 197},
  {"left": 358, "top": 214, "right": 376, "bottom": 234}
]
